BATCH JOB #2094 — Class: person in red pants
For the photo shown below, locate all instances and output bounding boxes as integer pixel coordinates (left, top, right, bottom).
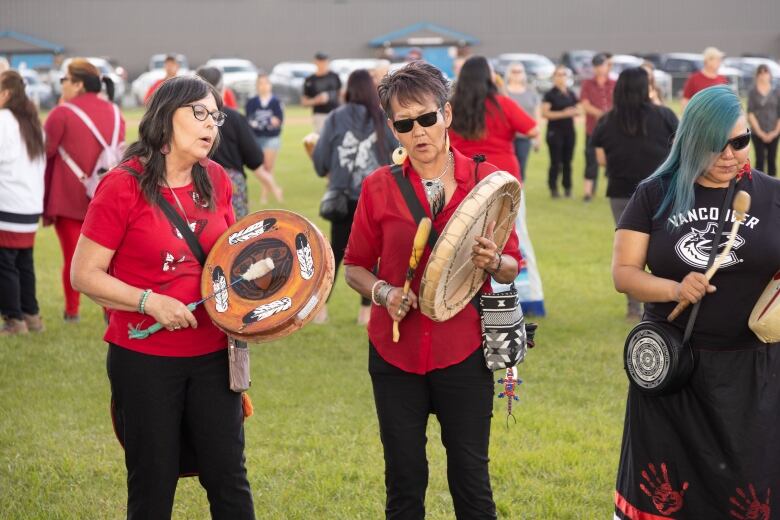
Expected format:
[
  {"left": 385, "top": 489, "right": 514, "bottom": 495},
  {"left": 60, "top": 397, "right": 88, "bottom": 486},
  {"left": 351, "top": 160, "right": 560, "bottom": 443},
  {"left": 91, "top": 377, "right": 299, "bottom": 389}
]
[{"left": 44, "top": 58, "right": 126, "bottom": 321}]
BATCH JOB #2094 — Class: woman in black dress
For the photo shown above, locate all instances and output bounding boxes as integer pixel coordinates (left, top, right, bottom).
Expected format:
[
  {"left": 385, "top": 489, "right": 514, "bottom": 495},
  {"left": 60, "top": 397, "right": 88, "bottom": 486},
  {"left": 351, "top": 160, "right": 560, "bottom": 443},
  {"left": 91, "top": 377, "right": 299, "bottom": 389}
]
[{"left": 612, "top": 85, "right": 780, "bottom": 519}]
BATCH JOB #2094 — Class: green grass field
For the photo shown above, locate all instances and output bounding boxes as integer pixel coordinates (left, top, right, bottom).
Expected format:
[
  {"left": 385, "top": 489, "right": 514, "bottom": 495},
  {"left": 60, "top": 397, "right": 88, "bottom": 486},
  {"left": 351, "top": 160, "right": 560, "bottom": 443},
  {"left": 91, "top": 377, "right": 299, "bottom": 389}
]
[{"left": 0, "top": 105, "right": 684, "bottom": 519}]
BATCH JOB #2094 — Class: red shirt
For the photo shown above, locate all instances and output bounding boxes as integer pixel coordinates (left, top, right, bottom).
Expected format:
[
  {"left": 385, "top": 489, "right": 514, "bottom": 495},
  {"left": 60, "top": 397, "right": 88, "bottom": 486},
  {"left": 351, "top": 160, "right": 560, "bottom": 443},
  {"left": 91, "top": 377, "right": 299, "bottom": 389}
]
[
  {"left": 223, "top": 88, "right": 238, "bottom": 109},
  {"left": 344, "top": 148, "right": 523, "bottom": 374},
  {"left": 144, "top": 78, "right": 166, "bottom": 104},
  {"left": 81, "top": 157, "right": 236, "bottom": 357},
  {"left": 449, "top": 95, "right": 537, "bottom": 178},
  {"left": 43, "top": 93, "right": 126, "bottom": 222},
  {"left": 580, "top": 77, "right": 616, "bottom": 135},
  {"left": 683, "top": 71, "right": 728, "bottom": 100}
]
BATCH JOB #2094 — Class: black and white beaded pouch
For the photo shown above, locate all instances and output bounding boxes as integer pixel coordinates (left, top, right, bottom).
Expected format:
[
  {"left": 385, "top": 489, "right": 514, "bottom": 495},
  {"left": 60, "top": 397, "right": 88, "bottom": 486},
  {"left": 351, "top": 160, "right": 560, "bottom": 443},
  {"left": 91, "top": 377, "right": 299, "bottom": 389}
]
[{"left": 480, "top": 285, "right": 527, "bottom": 371}]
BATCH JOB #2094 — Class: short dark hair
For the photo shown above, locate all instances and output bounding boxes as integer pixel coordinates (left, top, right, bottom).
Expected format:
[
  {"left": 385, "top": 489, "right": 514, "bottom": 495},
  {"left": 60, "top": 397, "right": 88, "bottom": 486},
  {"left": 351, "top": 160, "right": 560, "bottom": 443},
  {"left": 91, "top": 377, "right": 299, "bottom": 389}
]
[
  {"left": 756, "top": 64, "right": 771, "bottom": 77},
  {"left": 377, "top": 61, "right": 449, "bottom": 119},
  {"left": 164, "top": 55, "right": 178, "bottom": 63},
  {"left": 196, "top": 66, "right": 223, "bottom": 89},
  {"left": 122, "top": 76, "right": 223, "bottom": 209}
]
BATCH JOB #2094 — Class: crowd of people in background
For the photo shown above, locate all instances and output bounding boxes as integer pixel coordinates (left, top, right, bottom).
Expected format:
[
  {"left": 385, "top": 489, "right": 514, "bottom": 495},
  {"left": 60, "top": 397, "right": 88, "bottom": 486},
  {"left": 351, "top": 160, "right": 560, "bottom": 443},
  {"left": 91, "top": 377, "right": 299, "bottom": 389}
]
[{"left": 1, "top": 45, "right": 778, "bottom": 330}]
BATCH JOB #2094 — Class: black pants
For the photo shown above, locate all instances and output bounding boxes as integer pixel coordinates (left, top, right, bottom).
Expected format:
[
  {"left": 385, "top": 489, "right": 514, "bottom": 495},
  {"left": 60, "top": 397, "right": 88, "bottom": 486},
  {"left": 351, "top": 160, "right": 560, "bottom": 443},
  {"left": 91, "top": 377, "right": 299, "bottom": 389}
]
[
  {"left": 546, "top": 127, "right": 575, "bottom": 193},
  {"left": 330, "top": 198, "right": 369, "bottom": 305},
  {"left": 107, "top": 344, "right": 254, "bottom": 520},
  {"left": 754, "top": 135, "right": 778, "bottom": 176},
  {"left": 584, "top": 134, "right": 599, "bottom": 185},
  {"left": 369, "top": 345, "right": 496, "bottom": 520},
  {"left": 0, "top": 247, "right": 38, "bottom": 320}
]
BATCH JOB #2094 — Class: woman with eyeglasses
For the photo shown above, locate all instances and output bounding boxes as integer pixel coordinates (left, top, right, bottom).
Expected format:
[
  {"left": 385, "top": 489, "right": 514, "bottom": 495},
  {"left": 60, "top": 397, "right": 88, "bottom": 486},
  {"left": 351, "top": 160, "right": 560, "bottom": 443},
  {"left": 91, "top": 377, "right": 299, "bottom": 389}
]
[
  {"left": 343, "top": 61, "right": 522, "bottom": 519},
  {"left": 44, "top": 58, "right": 125, "bottom": 322},
  {"left": 612, "top": 86, "right": 780, "bottom": 519},
  {"left": 541, "top": 64, "right": 578, "bottom": 198},
  {"left": 503, "top": 62, "right": 541, "bottom": 182},
  {"left": 70, "top": 76, "right": 255, "bottom": 519}
]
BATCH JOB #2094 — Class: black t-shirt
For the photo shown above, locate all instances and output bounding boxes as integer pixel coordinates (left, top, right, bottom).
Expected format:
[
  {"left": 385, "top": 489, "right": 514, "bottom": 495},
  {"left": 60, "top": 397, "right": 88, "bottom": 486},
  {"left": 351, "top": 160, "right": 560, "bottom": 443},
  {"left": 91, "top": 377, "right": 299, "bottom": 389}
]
[
  {"left": 542, "top": 87, "right": 578, "bottom": 133},
  {"left": 211, "top": 108, "right": 264, "bottom": 174},
  {"left": 591, "top": 104, "right": 678, "bottom": 198},
  {"left": 618, "top": 173, "right": 780, "bottom": 349},
  {"left": 303, "top": 71, "right": 341, "bottom": 114}
]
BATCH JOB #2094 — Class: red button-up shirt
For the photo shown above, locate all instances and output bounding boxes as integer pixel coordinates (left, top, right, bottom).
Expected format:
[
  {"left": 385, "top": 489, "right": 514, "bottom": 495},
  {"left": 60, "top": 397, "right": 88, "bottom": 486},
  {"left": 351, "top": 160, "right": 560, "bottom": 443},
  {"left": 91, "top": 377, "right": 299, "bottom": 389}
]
[
  {"left": 344, "top": 148, "right": 523, "bottom": 374},
  {"left": 580, "top": 77, "right": 616, "bottom": 135},
  {"left": 43, "top": 93, "right": 126, "bottom": 222}
]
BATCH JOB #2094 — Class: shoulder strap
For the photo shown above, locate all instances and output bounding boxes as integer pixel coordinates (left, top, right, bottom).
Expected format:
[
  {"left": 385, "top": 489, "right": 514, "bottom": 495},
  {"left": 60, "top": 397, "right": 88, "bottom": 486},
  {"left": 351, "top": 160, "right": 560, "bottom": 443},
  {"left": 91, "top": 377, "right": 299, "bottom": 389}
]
[
  {"left": 119, "top": 164, "right": 206, "bottom": 266},
  {"left": 110, "top": 103, "right": 120, "bottom": 148},
  {"left": 390, "top": 164, "right": 439, "bottom": 249},
  {"left": 62, "top": 102, "right": 110, "bottom": 150},
  {"left": 682, "top": 178, "right": 736, "bottom": 343}
]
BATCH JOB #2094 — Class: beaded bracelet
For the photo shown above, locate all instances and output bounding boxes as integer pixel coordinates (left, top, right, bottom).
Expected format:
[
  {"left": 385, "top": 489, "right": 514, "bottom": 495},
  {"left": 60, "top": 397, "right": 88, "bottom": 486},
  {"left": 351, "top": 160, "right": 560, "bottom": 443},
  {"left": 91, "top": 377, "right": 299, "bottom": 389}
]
[
  {"left": 376, "top": 283, "right": 394, "bottom": 308},
  {"left": 371, "top": 280, "right": 387, "bottom": 306},
  {"left": 486, "top": 253, "right": 503, "bottom": 276},
  {"left": 138, "top": 289, "right": 152, "bottom": 315}
]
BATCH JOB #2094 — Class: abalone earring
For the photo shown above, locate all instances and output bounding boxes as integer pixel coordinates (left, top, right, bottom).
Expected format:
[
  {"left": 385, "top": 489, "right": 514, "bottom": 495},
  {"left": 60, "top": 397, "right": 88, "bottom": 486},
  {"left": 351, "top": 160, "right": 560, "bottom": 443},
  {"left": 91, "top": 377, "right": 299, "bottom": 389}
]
[
  {"left": 160, "top": 143, "right": 170, "bottom": 155},
  {"left": 392, "top": 145, "right": 408, "bottom": 166}
]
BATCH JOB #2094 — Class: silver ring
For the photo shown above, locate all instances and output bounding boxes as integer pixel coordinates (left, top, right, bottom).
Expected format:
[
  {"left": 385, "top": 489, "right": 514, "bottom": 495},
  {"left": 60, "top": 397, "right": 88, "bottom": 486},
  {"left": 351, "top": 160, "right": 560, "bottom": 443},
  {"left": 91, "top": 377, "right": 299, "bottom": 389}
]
[
  {"left": 396, "top": 308, "right": 402, "bottom": 316},
  {"left": 173, "top": 325, "right": 181, "bottom": 330}
]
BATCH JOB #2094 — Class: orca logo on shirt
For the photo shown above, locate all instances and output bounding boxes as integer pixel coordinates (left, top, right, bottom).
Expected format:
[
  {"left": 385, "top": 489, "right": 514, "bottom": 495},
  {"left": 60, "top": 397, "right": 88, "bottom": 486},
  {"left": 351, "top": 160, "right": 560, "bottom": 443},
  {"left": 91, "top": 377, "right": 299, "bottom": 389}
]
[{"left": 674, "top": 221, "right": 744, "bottom": 269}]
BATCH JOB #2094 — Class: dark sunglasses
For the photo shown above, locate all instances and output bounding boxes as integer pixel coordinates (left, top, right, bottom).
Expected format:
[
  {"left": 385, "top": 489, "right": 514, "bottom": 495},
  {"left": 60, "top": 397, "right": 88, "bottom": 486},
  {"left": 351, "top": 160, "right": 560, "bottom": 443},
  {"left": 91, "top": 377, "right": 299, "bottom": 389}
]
[
  {"left": 59, "top": 76, "right": 71, "bottom": 84},
  {"left": 721, "top": 130, "right": 751, "bottom": 152},
  {"left": 184, "top": 103, "right": 226, "bottom": 127},
  {"left": 392, "top": 110, "right": 439, "bottom": 133}
]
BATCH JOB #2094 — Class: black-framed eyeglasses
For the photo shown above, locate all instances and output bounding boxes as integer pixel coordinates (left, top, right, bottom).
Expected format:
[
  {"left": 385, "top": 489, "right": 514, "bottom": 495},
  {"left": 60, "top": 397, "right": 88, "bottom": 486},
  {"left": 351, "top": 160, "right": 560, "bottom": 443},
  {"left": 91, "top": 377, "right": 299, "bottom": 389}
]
[
  {"left": 721, "top": 129, "right": 751, "bottom": 152},
  {"left": 184, "top": 103, "right": 226, "bottom": 127},
  {"left": 392, "top": 110, "right": 439, "bottom": 133}
]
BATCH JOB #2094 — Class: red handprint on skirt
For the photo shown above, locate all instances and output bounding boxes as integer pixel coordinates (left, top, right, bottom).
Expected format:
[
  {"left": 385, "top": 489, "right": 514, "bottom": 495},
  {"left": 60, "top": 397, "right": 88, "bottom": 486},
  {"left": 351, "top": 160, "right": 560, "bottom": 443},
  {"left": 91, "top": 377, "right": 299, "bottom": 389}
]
[
  {"left": 639, "top": 462, "right": 689, "bottom": 515},
  {"left": 729, "top": 484, "right": 770, "bottom": 520}
]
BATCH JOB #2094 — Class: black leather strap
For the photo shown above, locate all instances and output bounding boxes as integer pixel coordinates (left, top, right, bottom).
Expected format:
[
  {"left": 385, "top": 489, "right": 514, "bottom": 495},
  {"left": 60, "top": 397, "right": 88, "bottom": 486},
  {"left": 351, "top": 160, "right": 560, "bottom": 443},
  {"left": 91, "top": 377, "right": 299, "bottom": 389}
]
[
  {"left": 682, "top": 178, "right": 736, "bottom": 343},
  {"left": 156, "top": 196, "right": 207, "bottom": 266},
  {"left": 390, "top": 164, "right": 439, "bottom": 249}
]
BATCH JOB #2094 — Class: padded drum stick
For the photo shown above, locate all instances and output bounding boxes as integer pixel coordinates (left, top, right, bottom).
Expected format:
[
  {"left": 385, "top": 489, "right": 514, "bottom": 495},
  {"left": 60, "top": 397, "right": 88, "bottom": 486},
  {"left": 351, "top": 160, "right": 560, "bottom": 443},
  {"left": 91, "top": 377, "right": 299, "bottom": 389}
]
[
  {"left": 303, "top": 133, "right": 319, "bottom": 159},
  {"left": 667, "top": 190, "right": 751, "bottom": 321},
  {"left": 128, "top": 258, "right": 275, "bottom": 339},
  {"left": 393, "top": 218, "right": 432, "bottom": 343}
]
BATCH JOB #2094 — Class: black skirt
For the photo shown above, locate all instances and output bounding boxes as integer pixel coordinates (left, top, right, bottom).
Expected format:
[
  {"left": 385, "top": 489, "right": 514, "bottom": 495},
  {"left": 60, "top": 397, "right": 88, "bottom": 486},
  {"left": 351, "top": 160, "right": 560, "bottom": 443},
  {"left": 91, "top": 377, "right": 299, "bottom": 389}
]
[{"left": 615, "top": 344, "right": 780, "bottom": 519}]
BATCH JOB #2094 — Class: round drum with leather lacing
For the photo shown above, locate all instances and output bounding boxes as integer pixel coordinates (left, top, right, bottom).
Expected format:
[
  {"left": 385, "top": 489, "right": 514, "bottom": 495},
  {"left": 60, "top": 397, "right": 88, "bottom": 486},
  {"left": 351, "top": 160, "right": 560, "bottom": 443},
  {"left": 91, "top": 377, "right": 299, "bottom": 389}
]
[
  {"left": 201, "top": 209, "right": 335, "bottom": 343},
  {"left": 624, "top": 320, "right": 695, "bottom": 396}
]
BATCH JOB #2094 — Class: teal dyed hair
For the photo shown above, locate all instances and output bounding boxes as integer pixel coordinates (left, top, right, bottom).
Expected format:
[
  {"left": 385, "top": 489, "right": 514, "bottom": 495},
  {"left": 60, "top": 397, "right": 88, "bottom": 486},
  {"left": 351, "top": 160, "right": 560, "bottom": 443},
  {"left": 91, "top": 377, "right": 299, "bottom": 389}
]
[{"left": 644, "top": 85, "right": 742, "bottom": 220}]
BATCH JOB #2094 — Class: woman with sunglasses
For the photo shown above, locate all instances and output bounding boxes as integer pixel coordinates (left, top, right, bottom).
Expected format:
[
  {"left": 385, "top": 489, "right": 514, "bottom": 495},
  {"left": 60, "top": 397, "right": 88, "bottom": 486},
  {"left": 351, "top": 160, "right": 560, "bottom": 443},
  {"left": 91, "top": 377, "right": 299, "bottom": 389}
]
[
  {"left": 612, "top": 86, "right": 780, "bottom": 519},
  {"left": 43, "top": 58, "right": 125, "bottom": 322},
  {"left": 344, "top": 61, "right": 522, "bottom": 519},
  {"left": 70, "top": 76, "right": 255, "bottom": 519}
]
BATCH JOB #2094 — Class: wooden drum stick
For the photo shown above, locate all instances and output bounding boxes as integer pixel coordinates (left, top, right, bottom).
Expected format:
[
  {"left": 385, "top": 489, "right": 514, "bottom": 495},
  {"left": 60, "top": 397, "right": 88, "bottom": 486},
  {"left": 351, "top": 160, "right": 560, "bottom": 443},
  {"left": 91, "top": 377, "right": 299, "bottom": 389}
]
[{"left": 393, "top": 218, "right": 432, "bottom": 343}]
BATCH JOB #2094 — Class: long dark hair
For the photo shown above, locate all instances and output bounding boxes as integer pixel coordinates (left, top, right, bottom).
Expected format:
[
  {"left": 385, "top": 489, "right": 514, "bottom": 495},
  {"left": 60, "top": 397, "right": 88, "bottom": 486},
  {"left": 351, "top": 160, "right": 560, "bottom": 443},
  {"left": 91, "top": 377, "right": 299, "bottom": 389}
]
[
  {"left": 450, "top": 56, "right": 502, "bottom": 140},
  {"left": 610, "top": 67, "right": 650, "bottom": 137},
  {"left": 121, "top": 76, "right": 223, "bottom": 208},
  {"left": 68, "top": 58, "right": 115, "bottom": 102},
  {"left": 0, "top": 71, "right": 45, "bottom": 160},
  {"left": 345, "top": 69, "right": 386, "bottom": 158}
]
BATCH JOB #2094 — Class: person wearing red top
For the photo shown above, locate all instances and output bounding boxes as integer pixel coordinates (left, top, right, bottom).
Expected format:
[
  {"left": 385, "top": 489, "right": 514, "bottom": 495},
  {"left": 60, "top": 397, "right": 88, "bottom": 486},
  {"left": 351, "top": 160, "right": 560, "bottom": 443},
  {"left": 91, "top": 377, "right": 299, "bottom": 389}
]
[
  {"left": 344, "top": 61, "right": 522, "bottom": 519},
  {"left": 222, "top": 86, "right": 238, "bottom": 109},
  {"left": 144, "top": 54, "right": 180, "bottom": 105},
  {"left": 449, "top": 56, "right": 538, "bottom": 179},
  {"left": 44, "top": 58, "right": 126, "bottom": 321},
  {"left": 71, "top": 77, "right": 255, "bottom": 519},
  {"left": 580, "top": 52, "right": 616, "bottom": 201},
  {"left": 681, "top": 47, "right": 729, "bottom": 110}
]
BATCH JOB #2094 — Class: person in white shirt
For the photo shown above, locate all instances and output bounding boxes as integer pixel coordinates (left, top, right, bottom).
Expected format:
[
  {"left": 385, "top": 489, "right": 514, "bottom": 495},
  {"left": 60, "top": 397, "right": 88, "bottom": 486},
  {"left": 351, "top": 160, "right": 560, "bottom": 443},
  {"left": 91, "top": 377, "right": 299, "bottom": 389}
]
[{"left": 0, "top": 70, "right": 46, "bottom": 335}]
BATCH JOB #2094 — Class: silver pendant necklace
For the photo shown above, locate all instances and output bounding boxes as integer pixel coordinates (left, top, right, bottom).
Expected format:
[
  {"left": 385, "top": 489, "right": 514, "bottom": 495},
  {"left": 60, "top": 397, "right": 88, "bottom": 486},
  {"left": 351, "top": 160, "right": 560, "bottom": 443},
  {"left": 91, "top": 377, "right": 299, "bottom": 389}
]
[
  {"left": 164, "top": 179, "right": 191, "bottom": 226},
  {"left": 422, "top": 151, "right": 452, "bottom": 217}
]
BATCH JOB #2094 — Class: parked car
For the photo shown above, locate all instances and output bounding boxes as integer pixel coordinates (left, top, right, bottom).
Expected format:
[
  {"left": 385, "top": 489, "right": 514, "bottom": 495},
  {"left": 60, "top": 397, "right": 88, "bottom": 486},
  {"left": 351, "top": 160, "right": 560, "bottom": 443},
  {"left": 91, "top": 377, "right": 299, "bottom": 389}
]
[
  {"left": 203, "top": 58, "right": 258, "bottom": 106},
  {"left": 723, "top": 56, "right": 780, "bottom": 92},
  {"left": 131, "top": 53, "right": 191, "bottom": 105},
  {"left": 330, "top": 58, "right": 390, "bottom": 85},
  {"left": 560, "top": 49, "right": 597, "bottom": 79},
  {"left": 609, "top": 54, "right": 673, "bottom": 101},
  {"left": 52, "top": 57, "right": 127, "bottom": 105},
  {"left": 268, "top": 61, "right": 317, "bottom": 105},
  {"left": 19, "top": 67, "right": 55, "bottom": 109},
  {"left": 494, "top": 53, "right": 557, "bottom": 92},
  {"left": 657, "top": 53, "right": 741, "bottom": 98}
]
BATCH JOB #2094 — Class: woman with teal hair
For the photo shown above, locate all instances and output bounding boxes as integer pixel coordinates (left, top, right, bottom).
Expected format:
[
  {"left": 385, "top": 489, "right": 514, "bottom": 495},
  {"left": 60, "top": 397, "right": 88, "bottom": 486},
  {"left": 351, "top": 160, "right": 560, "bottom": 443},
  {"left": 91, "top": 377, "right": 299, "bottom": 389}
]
[{"left": 611, "top": 85, "right": 780, "bottom": 519}]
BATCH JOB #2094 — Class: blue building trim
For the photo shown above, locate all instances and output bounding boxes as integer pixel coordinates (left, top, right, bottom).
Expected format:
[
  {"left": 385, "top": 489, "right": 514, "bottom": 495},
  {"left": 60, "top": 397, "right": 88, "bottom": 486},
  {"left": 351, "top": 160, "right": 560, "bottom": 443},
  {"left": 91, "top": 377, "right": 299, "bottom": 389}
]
[
  {"left": 369, "top": 22, "right": 478, "bottom": 47},
  {"left": 0, "top": 30, "right": 64, "bottom": 53}
]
